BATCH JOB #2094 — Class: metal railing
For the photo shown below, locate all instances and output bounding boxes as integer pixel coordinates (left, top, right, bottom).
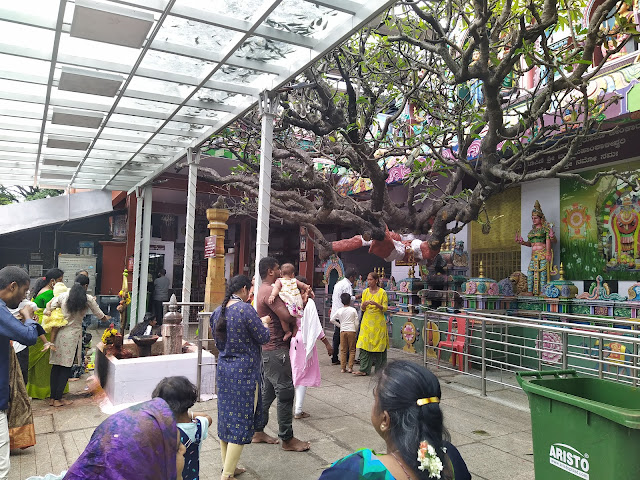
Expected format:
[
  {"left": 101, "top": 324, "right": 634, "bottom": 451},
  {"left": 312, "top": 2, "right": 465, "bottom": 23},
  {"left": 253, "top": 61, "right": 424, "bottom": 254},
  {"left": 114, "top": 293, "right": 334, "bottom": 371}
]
[
  {"left": 313, "top": 290, "right": 332, "bottom": 329},
  {"left": 423, "top": 309, "right": 640, "bottom": 396}
]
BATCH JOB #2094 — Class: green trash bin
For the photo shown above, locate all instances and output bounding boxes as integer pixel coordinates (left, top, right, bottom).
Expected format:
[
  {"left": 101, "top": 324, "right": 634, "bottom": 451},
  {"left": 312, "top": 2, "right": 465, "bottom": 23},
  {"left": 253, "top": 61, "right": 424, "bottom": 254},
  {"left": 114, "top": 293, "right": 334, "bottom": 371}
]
[{"left": 517, "top": 369, "right": 640, "bottom": 479}]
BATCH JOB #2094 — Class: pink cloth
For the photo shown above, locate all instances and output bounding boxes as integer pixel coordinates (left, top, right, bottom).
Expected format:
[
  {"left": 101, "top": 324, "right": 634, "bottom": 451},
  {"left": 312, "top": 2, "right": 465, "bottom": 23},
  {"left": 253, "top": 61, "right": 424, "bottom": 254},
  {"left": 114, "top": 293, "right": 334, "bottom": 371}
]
[{"left": 290, "top": 317, "right": 324, "bottom": 387}]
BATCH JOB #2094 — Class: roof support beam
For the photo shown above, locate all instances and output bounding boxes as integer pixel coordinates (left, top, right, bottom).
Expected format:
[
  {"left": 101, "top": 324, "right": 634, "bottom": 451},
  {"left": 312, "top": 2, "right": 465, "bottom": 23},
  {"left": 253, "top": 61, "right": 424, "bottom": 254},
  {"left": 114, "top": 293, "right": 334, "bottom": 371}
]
[{"left": 33, "top": 0, "right": 67, "bottom": 186}]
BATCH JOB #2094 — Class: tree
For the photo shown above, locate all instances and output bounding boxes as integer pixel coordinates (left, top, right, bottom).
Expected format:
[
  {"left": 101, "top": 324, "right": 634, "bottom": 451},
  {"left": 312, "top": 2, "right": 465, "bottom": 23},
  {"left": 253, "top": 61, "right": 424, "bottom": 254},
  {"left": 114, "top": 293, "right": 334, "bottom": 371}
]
[
  {"left": 0, "top": 185, "right": 63, "bottom": 204},
  {"left": 186, "top": 0, "right": 639, "bottom": 261}
]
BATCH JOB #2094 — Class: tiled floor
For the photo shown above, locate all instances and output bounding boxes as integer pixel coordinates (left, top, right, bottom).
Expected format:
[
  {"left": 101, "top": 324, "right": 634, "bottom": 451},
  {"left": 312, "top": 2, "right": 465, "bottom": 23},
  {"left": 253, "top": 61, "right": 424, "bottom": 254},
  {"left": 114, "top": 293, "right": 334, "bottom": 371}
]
[{"left": 10, "top": 340, "right": 535, "bottom": 480}]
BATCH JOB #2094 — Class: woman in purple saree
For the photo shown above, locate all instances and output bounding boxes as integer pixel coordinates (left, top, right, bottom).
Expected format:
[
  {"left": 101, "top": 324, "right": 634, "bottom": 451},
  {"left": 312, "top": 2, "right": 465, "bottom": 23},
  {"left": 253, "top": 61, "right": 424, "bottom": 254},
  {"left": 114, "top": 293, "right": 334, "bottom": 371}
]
[{"left": 64, "top": 397, "right": 184, "bottom": 480}]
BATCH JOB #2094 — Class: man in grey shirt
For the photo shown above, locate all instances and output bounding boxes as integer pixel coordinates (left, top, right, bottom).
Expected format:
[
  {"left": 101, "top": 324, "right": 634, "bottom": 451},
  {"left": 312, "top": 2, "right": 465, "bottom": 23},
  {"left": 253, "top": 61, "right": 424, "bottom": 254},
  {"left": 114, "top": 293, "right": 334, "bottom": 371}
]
[{"left": 153, "top": 269, "right": 170, "bottom": 325}]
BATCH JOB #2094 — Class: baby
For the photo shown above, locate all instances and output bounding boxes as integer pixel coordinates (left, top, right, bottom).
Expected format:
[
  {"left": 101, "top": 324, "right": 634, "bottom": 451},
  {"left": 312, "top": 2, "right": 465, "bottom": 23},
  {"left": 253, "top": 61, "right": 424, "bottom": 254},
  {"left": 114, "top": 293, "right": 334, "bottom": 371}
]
[
  {"left": 268, "top": 263, "right": 312, "bottom": 341},
  {"left": 42, "top": 282, "right": 69, "bottom": 345}
]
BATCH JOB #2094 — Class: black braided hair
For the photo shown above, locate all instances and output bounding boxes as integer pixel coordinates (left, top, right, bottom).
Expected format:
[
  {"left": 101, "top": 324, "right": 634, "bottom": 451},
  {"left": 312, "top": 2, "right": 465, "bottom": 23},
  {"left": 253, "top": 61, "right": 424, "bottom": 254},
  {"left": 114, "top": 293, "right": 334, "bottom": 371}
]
[
  {"left": 375, "top": 361, "right": 453, "bottom": 480},
  {"left": 214, "top": 275, "right": 252, "bottom": 344},
  {"left": 31, "top": 268, "right": 64, "bottom": 299}
]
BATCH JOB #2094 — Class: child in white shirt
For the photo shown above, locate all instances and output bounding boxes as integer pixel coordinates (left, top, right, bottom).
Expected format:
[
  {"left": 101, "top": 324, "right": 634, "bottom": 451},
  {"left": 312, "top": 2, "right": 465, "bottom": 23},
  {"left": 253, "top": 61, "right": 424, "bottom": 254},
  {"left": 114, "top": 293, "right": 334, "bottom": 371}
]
[{"left": 330, "top": 292, "right": 359, "bottom": 373}]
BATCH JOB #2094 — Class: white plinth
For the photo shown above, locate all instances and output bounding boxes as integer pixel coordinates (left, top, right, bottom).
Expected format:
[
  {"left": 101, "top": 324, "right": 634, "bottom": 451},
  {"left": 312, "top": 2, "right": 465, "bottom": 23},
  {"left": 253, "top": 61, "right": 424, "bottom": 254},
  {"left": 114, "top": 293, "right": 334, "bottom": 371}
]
[{"left": 95, "top": 345, "right": 216, "bottom": 407}]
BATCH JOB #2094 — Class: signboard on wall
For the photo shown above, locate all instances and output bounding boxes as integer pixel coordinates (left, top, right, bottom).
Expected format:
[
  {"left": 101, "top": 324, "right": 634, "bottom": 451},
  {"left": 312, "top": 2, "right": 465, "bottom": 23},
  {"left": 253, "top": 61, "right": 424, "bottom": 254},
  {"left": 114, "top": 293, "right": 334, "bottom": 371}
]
[
  {"left": 204, "top": 236, "right": 216, "bottom": 259},
  {"left": 28, "top": 264, "right": 43, "bottom": 277}
]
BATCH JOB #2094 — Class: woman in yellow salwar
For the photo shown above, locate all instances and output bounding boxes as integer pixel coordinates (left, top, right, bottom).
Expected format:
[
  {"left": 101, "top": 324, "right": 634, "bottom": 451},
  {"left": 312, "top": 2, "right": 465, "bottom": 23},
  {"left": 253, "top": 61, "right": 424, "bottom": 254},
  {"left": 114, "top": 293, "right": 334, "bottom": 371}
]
[
  {"left": 515, "top": 201, "right": 556, "bottom": 296},
  {"left": 353, "top": 272, "right": 388, "bottom": 376}
]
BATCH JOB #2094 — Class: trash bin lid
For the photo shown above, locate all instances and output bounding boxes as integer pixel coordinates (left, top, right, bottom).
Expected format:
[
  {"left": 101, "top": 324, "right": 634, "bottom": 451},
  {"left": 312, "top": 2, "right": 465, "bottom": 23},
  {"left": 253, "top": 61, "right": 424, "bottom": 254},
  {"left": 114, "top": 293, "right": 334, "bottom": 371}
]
[{"left": 517, "top": 370, "right": 640, "bottom": 429}]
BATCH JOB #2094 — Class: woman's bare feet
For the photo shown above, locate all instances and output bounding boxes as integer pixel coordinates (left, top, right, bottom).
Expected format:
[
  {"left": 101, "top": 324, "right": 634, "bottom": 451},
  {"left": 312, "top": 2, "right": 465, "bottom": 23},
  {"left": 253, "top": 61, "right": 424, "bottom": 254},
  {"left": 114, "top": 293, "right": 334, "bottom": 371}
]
[
  {"left": 282, "top": 437, "right": 310, "bottom": 451},
  {"left": 52, "top": 400, "right": 64, "bottom": 407},
  {"left": 233, "top": 467, "right": 246, "bottom": 476},
  {"left": 251, "top": 432, "right": 279, "bottom": 444}
]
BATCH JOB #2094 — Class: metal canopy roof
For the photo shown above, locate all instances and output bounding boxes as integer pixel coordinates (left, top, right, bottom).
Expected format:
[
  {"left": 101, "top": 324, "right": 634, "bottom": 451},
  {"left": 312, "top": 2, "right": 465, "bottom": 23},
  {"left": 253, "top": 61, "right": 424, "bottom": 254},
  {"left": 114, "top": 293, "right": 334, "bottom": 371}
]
[{"left": 0, "top": 0, "right": 395, "bottom": 192}]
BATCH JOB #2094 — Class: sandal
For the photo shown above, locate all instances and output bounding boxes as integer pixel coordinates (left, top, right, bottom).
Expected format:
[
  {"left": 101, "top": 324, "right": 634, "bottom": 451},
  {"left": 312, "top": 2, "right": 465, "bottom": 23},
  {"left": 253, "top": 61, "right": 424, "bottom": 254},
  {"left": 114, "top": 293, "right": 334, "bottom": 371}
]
[
  {"left": 352, "top": 371, "right": 368, "bottom": 376},
  {"left": 341, "top": 369, "right": 346, "bottom": 373},
  {"left": 294, "top": 411, "right": 311, "bottom": 419}
]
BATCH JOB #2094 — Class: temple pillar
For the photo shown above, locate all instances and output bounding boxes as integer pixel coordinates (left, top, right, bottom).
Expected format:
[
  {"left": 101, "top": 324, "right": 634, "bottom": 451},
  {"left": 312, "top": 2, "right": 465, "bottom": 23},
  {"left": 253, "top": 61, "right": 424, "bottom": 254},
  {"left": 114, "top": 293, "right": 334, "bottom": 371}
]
[
  {"left": 204, "top": 207, "right": 230, "bottom": 311},
  {"left": 299, "top": 227, "right": 314, "bottom": 287}
]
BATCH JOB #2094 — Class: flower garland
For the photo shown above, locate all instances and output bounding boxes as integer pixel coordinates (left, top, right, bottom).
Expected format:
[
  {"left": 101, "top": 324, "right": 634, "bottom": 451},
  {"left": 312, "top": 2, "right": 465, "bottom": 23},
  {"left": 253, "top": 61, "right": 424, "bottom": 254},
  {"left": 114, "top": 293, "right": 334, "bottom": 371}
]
[
  {"left": 417, "top": 441, "right": 444, "bottom": 479},
  {"left": 101, "top": 323, "right": 119, "bottom": 344},
  {"left": 118, "top": 289, "right": 131, "bottom": 305}
]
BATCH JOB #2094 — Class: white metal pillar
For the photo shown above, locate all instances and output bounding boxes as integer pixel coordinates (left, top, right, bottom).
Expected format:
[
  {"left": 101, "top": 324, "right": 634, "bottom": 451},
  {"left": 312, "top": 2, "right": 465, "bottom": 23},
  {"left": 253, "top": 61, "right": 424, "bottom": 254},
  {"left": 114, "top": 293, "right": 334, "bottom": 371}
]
[
  {"left": 138, "top": 186, "right": 153, "bottom": 325},
  {"left": 182, "top": 148, "right": 199, "bottom": 324},
  {"left": 129, "top": 187, "right": 144, "bottom": 327},
  {"left": 254, "top": 90, "right": 277, "bottom": 289}
]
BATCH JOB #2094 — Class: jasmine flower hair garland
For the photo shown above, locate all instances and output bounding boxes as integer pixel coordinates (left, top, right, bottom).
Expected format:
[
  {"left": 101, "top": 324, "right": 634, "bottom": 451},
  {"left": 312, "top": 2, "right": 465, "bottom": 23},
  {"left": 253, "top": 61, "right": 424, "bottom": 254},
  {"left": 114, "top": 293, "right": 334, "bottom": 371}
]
[{"left": 417, "top": 441, "right": 445, "bottom": 479}]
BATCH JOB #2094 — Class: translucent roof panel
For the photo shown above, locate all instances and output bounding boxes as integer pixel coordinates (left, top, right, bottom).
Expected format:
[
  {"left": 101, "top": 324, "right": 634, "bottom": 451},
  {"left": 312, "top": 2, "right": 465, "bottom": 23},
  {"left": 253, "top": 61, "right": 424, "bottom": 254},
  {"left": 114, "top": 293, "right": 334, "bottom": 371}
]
[{"left": 0, "top": 0, "right": 396, "bottom": 190}]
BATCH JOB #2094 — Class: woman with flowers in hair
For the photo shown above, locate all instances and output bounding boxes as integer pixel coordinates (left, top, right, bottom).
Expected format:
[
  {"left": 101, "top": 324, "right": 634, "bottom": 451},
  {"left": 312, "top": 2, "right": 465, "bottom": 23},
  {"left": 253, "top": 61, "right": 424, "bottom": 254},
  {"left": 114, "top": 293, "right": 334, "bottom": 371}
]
[{"left": 319, "top": 360, "right": 470, "bottom": 480}]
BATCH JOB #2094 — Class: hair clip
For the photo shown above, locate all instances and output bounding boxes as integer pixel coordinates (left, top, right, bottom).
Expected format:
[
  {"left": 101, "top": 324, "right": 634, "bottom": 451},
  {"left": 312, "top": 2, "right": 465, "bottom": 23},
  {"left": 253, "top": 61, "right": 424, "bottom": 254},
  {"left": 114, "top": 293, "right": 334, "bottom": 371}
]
[{"left": 416, "top": 397, "right": 439, "bottom": 406}]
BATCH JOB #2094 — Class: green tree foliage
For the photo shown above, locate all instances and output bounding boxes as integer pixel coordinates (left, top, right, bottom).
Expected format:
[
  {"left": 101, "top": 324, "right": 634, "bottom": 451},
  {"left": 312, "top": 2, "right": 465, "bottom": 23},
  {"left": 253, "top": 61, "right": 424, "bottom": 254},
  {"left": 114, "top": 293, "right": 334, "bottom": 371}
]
[{"left": 0, "top": 185, "right": 63, "bottom": 204}]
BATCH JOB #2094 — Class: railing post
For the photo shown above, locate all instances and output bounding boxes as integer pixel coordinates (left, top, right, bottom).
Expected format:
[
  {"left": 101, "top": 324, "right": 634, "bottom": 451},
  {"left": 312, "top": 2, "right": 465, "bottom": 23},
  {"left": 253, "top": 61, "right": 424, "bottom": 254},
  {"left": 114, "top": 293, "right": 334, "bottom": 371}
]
[
  {"left": 537, "top": 330, "right": 542, "bottom": 371},
  {"left": 562, "top": 330, "right": 568, "bottom": 370},
  {"left": 598, "top": 337, "right": 604, "bottom": 379},
  {"left": 196, "top": 313, "right": 203, "bottom": 402},
  {"left": 481, "top": 318, "right": 487, "bottom": 397},
  {"left": 423, "top": 322, "right": 427, "bottom": 367},
  {"left": 633, "top": 335, "right": 638, "bottom": 388}
]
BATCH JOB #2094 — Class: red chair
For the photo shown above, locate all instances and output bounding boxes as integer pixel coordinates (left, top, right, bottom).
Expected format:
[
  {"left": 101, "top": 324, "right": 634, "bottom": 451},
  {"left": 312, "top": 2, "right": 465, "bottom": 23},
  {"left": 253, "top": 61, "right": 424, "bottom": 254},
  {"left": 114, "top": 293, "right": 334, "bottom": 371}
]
[{"left": 437, "top": 316, "right": 467, "bottom": 371}]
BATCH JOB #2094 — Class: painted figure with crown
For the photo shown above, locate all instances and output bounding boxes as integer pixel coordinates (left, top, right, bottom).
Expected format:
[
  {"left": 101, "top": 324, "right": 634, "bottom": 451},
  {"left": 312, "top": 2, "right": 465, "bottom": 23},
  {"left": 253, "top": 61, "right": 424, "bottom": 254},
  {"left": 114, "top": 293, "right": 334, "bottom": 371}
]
[{"left": 515, "top": 201, "right": 558, "bottom": 295}]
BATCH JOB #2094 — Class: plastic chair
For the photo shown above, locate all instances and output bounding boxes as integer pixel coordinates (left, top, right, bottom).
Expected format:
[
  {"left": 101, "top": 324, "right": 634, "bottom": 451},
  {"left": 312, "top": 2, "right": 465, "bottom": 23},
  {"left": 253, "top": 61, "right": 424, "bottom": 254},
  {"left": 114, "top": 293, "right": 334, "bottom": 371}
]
[{"left": 437, "top": 316, "right": 467, "bottom": 371}]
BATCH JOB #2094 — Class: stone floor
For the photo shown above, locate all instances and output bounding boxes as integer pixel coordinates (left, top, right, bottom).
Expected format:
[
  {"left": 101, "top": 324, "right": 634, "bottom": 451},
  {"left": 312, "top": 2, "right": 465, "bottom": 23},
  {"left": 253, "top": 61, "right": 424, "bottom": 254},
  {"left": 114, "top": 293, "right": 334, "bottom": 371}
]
[{"left": 9, "top": 337, "right": 535, "bottom": 480}]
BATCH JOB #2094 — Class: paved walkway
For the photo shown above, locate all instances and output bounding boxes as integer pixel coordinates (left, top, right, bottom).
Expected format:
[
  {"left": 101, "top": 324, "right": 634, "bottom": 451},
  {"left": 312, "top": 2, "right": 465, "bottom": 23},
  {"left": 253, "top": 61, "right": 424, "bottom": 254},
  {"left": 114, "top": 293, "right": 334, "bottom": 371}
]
[{"left": 9, "top": 341, "right": 535, "bottom": 480}]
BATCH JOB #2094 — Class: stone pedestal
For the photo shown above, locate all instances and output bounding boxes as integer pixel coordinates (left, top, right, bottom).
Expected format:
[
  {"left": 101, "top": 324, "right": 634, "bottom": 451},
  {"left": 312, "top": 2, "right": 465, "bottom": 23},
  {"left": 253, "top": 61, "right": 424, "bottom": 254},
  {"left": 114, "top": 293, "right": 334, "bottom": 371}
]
[
  {"left": 162, "top": 294, "right": 183, "bottom": 355},
  {"left": 204, "top": 208, "right": 230, "bottom": 312}
]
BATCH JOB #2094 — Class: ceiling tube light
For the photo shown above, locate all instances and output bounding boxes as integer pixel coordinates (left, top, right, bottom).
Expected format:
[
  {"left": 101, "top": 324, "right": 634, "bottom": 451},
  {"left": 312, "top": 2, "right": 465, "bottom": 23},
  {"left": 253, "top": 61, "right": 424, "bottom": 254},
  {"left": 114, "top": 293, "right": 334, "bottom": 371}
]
[
  {"left": 58, "top": 66, "right": 124, "bottom": 97},
  {"left": 70, "top": 0, "right": 155, "bottom": 49},
  {"left": 39, "top": 173, "right": 73, "bottom": 180},
  {"left": 42, "top": 157, "right": 81, "bottom": 168},
  {"left": 46, "top": 136, "right": 91, "bottom": 151},
  {"left": 51, "top": 108, "right": 104, "bottom": 129}
]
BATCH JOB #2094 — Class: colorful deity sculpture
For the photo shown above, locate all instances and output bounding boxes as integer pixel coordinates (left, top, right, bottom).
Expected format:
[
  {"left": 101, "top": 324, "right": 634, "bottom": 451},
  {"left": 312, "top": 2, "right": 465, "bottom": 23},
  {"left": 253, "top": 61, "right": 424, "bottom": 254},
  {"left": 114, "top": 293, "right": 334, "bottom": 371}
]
[
  {"left": 515, "top": 201, "right": 558, "bottom": 295},
  {"left": 611, "top": 196, "right": 639, "bottom": 265}
]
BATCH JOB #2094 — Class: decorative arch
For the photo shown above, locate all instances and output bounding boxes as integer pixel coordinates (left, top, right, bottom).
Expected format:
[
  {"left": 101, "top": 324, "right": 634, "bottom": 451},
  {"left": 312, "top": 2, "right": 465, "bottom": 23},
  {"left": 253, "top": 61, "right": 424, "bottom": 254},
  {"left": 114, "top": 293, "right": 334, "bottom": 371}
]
[{"left": 321, "top": 255, "right": 345, "bottom": 293}]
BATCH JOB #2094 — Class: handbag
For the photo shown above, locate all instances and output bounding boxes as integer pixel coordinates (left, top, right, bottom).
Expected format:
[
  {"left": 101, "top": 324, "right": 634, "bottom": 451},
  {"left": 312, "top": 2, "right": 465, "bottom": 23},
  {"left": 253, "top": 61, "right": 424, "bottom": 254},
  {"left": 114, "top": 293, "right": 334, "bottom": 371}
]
[{"left": 8, "top": 348, "right": 36, "bottom": 449}]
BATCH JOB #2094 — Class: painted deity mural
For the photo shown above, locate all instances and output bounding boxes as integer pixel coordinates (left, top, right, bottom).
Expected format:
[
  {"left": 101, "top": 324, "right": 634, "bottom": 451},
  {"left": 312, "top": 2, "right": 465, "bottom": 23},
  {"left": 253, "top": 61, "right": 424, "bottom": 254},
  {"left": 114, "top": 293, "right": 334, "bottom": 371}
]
[{"left": 560, "top": 162, "right": 640, "bottom": 280}]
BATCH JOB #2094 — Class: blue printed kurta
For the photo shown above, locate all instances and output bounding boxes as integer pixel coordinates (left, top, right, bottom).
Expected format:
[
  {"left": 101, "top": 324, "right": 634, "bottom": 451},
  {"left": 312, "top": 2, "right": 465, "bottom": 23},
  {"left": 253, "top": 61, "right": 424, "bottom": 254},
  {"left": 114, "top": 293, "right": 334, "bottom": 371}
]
[{"left": 210, "top": 301, "right": 270, "bottom": 444}]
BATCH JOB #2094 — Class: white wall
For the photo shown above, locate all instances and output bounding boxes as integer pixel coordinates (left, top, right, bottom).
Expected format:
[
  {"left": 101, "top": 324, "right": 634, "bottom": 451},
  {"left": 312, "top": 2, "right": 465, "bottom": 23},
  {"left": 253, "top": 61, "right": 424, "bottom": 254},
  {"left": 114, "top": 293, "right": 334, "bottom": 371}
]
[
  {"left": 520, "top": 179, "right": 561, "bottom": 275},
  {"left": 391, "top": 263, "right": 411, "bottom": 280}
]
